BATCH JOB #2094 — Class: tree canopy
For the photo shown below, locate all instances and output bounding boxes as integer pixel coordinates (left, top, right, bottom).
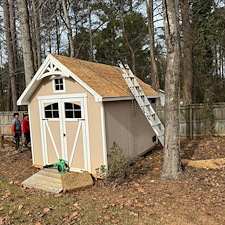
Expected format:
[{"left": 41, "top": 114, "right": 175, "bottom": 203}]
[{"left": 0, "top": 0, "right": 224, "bottom": 110}]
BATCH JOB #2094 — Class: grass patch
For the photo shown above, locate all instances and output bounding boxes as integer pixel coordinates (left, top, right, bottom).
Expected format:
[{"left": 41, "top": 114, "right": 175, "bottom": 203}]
[{"left": 0, "top": 177, "right": 143, "bottom": 225}]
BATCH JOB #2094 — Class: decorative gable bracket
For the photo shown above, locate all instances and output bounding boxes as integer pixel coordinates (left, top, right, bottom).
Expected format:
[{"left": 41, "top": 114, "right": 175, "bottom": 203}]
[{"left": 37, "top": 61, "right": 69, "bottom": 81}]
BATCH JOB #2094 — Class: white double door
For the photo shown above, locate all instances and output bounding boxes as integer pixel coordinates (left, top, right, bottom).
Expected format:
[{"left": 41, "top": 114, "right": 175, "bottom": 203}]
[{"left": 40, "top": 96, "right": 90, "bottom": 172}]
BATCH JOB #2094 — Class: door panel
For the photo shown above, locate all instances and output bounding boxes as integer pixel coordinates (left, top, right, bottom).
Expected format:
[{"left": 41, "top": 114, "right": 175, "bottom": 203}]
[
  {"left": 65, "top": 121, "right": 85, "bottom": 169},
  {"left": 40, "top": 97, "right": 89, "bottom": 172},
  {"left": 61, "top": 98, "right": 86, "bottom": 171}
]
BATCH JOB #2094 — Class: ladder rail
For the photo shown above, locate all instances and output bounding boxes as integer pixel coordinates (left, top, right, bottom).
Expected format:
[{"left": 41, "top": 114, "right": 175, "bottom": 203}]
[{"left": 118, "top": 61, "right": 164, "bottom": 146}]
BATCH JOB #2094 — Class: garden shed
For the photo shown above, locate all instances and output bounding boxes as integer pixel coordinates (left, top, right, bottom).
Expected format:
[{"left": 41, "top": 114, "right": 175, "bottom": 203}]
[{"left": 17, "top": 54, "right": 159, "bottom": 174}]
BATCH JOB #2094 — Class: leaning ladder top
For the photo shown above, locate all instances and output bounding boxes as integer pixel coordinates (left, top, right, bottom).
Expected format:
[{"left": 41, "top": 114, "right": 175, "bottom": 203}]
[{"left": 118, "top": 61, "right": 165, "bottom": 146}]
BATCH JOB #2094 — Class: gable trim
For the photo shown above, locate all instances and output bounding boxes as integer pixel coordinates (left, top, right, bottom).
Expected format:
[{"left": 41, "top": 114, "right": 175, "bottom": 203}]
[{"left": 17, "top": 54, "right": 103, "bottom": 105}]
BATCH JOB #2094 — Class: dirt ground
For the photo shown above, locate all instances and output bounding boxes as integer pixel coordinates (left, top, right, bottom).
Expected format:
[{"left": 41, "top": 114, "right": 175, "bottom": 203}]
[{"left": 0, "top": 137, "right": 225, "bottom": 225}]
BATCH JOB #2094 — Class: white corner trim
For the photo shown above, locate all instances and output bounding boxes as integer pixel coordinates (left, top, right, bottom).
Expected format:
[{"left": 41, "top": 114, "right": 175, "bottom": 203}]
[
  {"left": 83, "top": 97, "right": 91, "bottom": 173},
  {"left": 100, "top": 102, "right": 108, "bottom": 169},
  {"left": 28, "top": 104, "right": 35, "bottom": 165}
]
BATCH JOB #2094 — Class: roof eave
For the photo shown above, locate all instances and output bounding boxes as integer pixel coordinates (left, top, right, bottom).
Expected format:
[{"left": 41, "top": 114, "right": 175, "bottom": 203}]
[{"left": 102, "top": 95, "right": 160, "bottom": 102}]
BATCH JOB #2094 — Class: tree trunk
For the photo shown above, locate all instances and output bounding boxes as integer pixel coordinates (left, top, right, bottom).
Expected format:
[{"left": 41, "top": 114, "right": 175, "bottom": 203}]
[
  {"left": 55, "top": 16, "right": 61, "bottom": 55},
  {"left": 2, "top": 0, "right": 18, "bottom": 111},
  {"left": 17, "top": 0, "right": 35, "bottom": 86},
  {"left": 180, "top": 0, "right": 193, "bottom": 105},
  {"left": 128, "top": 0, "right": 133, "bottom": 12},
  {"left": 88, "top": 4, "right": 94, "bottom": 61},
  {"left": 161, "top": 0, "right": 182, "bottom": 179},
  {"left": 121, "top": 18, "right": 136, "bottom": 75},
  {"left": 31, "top": 0, "right": 42, "bottom": 68},
  {"left": 9, "top": 0, "right": 18, "bottom": 69},
  {"left": 7, "top": 82, "right": 11, "bottom": 111},
  {"left": 145, "top": 0, "right": 160, "bottom": 100},
  {"left": 61, "top": 0, "right": 75, "bottom": 58}
]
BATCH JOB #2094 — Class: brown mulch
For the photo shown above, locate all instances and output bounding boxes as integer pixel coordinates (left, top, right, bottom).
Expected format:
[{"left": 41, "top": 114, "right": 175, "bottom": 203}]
[{"left": 0, "top": 137, "right": 225, "bottom": 225}]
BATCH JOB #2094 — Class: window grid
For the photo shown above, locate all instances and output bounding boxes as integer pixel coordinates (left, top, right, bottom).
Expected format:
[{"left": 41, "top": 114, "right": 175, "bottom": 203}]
[
  {"left": 65, "top": 103, "right": 82, "bottom": 119},
  {"left": 54, "top": 78, "right": 64, "bottom": 91},
  {"left": 45, "top": 103, "right": 59, "bottom": 118}
]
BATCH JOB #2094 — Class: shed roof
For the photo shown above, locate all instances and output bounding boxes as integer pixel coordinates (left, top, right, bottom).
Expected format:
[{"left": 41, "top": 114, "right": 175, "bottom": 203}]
[
  {"left": 17, "top": 54, "right": 158, "bottom": 105},
  {"left": 52, "top": 54, "right": 158, "bottom": 98}
]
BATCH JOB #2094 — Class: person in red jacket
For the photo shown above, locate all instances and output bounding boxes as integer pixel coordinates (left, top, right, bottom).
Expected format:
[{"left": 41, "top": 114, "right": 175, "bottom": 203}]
[{"left": 22, "top": 114, "right": 30, "bottom": 148}]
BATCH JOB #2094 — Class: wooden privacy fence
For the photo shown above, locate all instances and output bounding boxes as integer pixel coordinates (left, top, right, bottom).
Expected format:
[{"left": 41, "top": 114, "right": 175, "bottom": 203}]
[
  {"left": 1, "top": 105, "right": 225, "bottom": 137},
  {"left": 0, "top": 111, "right": 27, "bottom": 135},
  {"left": 157, "top": 103, "right": 225, "bottom": 138}
]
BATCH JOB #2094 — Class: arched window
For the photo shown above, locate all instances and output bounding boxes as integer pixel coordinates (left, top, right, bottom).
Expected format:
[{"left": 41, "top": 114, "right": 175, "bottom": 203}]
[
  {"left": 44, "top": 103, "right": 59, "bottom": 118},
  {"left": 65, "top": 103, "right": 82, "bottom": 118}
]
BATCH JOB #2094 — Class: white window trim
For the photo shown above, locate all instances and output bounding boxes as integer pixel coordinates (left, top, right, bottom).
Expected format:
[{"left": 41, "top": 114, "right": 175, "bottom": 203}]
[
  {"left": 37, "top": 93, "right": 87, "bottom": 100},
  {"left": 52, "top": 77, "right": 66, "bottom": 93},
  {"left": 64, "top": 102, "right": 82, "bottom": 120}
]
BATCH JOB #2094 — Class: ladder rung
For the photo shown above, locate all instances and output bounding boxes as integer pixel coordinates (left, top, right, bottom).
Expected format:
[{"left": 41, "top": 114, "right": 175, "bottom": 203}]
[
  {"left": 118, "top": 61, "right": 165, "bottom": 146},
  {"left": 147, "top": 113, "right": 155, "bottom": 117},
  {"left": 152, "top": 122, "right": 162, "bottom": 127}
]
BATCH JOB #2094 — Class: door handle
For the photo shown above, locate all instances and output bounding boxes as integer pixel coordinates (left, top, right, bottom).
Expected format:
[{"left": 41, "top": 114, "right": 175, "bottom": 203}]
[
  {"left": 42, "top": 118, "right": 49, "bottom": 121},
  {"left": 63, "top": 133, "right": 66, "bottom": 137},
  {"left": 77, "top": 118, "right": 85, "bottom": 121}
]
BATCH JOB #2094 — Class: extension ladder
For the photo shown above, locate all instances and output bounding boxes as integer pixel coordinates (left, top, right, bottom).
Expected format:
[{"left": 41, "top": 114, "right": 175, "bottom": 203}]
[{"left": 118, "top": 61, "right": 164, "bottom": 146}]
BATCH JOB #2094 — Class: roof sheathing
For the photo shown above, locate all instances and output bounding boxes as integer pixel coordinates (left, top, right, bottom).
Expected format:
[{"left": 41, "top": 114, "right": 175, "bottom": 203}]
[{"left": 52, "top": 54, "right": 158, "bottom": 98}]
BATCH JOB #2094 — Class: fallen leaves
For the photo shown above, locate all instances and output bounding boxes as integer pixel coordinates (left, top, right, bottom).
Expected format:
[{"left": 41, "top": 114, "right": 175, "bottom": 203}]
[
  {"left": 35, "top": 222, "right": 42, "bottom": 225},
  {"left": 0, "top": 137, "right": 225, "bottom": 225},
  {"left": 43, "top": 207, "right": 50, "bottom": 213},
  {"left": 133, "top": 183, "right": 140, "bottom": 187},
  {"left": 70, "top": 211, "right": 79, "bottom": 218},
  {"left": 2, "top": 190, "right": 11, "bottom": 199},
  {"left": 137, "top": 187, "right": 145, "bottom": 193},
  {"left": 18, "top": 204, "right": 24, "bottom": 210},
  {"left": 129, "top": 211, "right": 139, "bottom": 217},
  {"left": 0, "top": 216, "right": 10, "bottom": 225},
  {"left": 104, "top": 215, "right": 111, "bottom": 221}
]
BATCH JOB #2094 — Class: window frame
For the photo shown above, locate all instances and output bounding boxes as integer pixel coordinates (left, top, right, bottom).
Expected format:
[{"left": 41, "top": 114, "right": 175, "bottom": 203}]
[
  {"left": 44, "top": 102, "right": 60, "bottom": 120},
  {"left": 52, "top": 77, "right": 66, "bottom": 93},
  {"left": 64, "top": 102, "right": 82, "bottom": 120}
]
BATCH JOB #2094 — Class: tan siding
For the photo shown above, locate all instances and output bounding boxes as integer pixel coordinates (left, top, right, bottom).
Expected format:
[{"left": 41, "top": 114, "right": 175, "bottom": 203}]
[
  {"left": 29, "top": 100, "right": 43, "bottom": 165},
  {"left": 29, "top": 76, "right": 104, "bottom": 174},
  {"left": 86, "top": 96, "right": 104, "bottom": 172},
  {"left": 104, "top": 101, "right": 156, "bottom": 159}
]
